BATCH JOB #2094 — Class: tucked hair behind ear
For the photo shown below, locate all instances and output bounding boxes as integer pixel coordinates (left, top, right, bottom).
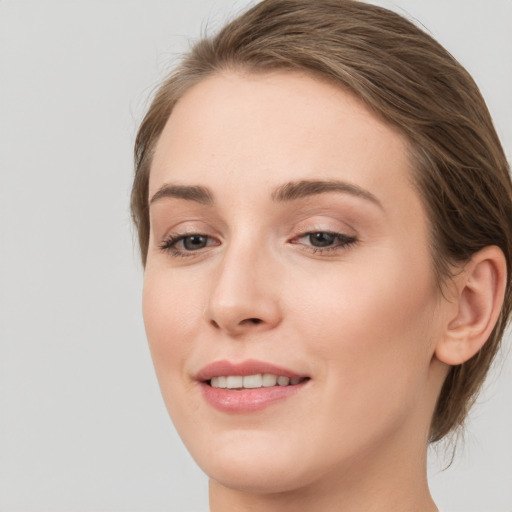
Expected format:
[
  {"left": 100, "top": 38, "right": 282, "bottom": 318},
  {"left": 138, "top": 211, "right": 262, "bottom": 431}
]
[{"left": 131, "top": 0, "right": 512, "bottom": 442}]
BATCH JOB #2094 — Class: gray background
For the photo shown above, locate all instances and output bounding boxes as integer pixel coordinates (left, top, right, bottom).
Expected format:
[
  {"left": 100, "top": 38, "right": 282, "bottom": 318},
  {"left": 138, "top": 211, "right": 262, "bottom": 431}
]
[{"left": 0, "top": 1, "right": 511, "bottom": 511}]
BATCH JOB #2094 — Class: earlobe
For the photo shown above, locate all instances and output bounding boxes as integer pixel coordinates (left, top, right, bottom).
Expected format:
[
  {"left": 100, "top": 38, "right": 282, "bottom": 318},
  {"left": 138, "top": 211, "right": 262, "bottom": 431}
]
[{"left": 435, "top": 246, "right": 507, "bottom": 366}]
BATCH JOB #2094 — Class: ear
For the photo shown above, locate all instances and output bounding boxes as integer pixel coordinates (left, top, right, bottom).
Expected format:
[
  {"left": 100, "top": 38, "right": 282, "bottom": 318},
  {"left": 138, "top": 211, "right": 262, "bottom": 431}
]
[{"left": 435, "top": 246, "right": 507, "bottom": 366}]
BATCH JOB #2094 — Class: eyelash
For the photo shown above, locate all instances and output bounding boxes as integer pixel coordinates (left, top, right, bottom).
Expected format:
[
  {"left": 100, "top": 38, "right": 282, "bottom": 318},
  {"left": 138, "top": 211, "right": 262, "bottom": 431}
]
[
  {"left": 158, "top": 233, "right": 217, "bottom": 258},
  {"left": 293, "top": 231, "right": 358, "bottom": 254},
  {"left": 158, "top": 231, "right": 358, "bottom": 258}
]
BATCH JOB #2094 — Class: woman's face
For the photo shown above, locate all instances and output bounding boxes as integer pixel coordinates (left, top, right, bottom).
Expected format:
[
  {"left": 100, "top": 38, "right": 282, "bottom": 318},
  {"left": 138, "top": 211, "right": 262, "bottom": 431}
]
[{"left": 143, "top": 71, "right": 449, "bottom": 493}]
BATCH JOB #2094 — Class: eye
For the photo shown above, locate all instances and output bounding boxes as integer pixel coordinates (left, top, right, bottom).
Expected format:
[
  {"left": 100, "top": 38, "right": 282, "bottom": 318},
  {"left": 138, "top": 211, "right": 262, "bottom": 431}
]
[
  {"left": 180, "top": 235, "right": 209, "bottom": 250},
  {"left": 159, "top": 233, "right": 219, "bottom": 257},
  {"left": 293, "top": 231, "right": 357, "bottom": 253},
  {"left": 306, "top": 232, "right": 338, "bottom": 247}
]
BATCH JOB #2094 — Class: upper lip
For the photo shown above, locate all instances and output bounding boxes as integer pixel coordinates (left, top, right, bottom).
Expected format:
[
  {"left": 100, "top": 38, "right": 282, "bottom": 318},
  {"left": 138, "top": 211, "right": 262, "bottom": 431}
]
[{"left": 195, "top": 359, "right": 308, "bottom": 382}]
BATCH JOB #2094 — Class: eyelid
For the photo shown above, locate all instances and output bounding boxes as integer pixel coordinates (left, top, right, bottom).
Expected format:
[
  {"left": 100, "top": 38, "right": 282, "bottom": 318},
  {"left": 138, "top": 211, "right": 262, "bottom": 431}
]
[{"left": 292, "top": 217, "right": 356, "bottom": 235}]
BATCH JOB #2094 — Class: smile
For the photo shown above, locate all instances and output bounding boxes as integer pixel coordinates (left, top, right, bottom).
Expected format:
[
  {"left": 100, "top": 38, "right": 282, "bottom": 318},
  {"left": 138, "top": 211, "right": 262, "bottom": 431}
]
[
  {"left": 209, "top": 374, "right": 308, "bottom": 389},
  {"left": 197, "top": 360, "right": 311, "bottom": 413}
]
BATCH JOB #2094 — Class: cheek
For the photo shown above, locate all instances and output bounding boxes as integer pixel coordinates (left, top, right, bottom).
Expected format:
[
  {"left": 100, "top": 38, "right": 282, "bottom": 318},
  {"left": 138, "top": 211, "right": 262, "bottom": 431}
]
[
  {"left": 290, "top": 248, "right": 438, "bottom": 412},
  {"left": 268, "top": 255, "right": 439, "bottom": 468},
  {"left": 142, "top": 269, "right": 204, "bottom": 380}
]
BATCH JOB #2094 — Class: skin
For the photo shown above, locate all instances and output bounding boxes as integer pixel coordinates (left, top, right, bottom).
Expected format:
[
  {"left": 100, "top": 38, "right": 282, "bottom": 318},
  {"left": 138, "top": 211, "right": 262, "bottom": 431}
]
[{"left": 142, "top": 70, "right": 474, "bottom": 511}]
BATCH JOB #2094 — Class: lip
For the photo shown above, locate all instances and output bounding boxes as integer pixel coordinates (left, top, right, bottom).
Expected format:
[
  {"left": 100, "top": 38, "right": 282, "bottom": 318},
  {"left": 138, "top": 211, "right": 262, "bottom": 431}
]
[
  {"left": 195, "top": 359, "right": 307, "bottom": 381},
  {"left": 195, "top": 359, "right": 310, "bottom": 414}
]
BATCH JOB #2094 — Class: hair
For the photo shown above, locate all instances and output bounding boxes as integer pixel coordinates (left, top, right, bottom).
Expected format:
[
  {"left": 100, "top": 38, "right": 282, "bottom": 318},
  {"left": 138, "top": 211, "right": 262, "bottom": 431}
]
[{"left": 131, "top": 0, "right": 512, "bottom": 442}]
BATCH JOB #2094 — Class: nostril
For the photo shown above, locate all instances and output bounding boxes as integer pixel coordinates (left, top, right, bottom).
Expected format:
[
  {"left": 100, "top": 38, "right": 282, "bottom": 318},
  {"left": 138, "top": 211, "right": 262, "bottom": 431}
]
[{"left": 208, "top": 317, "right": 263, "bottom": 331}]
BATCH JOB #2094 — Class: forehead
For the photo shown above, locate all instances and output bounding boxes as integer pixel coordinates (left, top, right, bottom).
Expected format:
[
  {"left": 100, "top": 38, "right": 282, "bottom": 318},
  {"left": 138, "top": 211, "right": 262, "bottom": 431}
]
[{"left": 150, "top": 70, "right": 415, "bottom": 212}]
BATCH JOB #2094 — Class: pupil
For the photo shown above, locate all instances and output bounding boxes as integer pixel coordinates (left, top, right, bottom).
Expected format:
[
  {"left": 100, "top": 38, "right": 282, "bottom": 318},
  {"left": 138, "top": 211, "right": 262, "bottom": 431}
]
[
  {"left": 310, "top": 232, "right": 335, "bottom": 247},
  {"left": 184, "top": 235, "right": 207, "bottom": 250}
]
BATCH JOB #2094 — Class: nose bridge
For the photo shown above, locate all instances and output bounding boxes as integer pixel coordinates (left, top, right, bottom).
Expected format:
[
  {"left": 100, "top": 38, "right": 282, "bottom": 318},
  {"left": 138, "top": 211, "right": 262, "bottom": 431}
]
[{"left": 206, "top": 231, "right": 281, "bottom": 334}]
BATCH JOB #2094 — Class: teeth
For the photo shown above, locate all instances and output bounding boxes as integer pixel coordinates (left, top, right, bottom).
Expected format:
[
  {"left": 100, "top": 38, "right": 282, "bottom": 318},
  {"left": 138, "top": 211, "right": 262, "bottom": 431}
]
[
  {"left": 226, "top": 376, "right": 243, "bottom": 389},
  {"left": 215, "top": 376, "right": 227, "bottom": 388},
  {"left": 210, "top": 374, "right": 306, "bottom": 389},
  {"left": 262, "top": 374, "right": 277, "bottom": 387},
  {"left": 277, "top": 376, "right": 290, "bottom": 386},
  {"left": 243, "top": 374, "right": 263, "bottom": 388}
]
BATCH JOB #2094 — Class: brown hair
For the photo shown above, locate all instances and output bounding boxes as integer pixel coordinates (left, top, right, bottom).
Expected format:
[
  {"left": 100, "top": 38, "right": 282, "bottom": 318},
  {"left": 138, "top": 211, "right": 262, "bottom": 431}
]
[{"left": 131, "top": 0, "right": 512, "bottom": 442}]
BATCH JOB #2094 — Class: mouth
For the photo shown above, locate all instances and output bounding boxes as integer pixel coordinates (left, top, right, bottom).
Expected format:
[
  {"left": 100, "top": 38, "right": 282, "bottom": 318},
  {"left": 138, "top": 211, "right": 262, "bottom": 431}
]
[
  {"left": 196, "top": 359, "right": 311, "bottom": 413},
  {"left": 207, "top": 374, "right": 310, "bottom": 389}
]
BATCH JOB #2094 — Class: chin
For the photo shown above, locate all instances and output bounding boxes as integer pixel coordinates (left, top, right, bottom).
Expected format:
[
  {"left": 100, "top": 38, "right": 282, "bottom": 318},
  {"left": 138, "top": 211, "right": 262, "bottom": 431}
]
[
  {"left": 186, "top": 429, "right": 318, "bottom": 494},
  {"left": 205, "top": 459, "right": 312, "bottom": 495}
]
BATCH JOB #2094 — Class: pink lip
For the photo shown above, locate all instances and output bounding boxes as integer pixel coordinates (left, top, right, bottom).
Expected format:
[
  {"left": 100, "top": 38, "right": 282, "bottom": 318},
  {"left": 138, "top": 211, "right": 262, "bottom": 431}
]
[{"left": 195, "top": 359, "right": 310, "bottom": 414}]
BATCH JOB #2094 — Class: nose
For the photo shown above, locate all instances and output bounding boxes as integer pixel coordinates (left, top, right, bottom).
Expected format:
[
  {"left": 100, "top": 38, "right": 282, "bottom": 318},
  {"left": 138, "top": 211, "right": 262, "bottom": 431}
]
[{"left": 205, "top": 242, "right": 282, "bottom": 337}]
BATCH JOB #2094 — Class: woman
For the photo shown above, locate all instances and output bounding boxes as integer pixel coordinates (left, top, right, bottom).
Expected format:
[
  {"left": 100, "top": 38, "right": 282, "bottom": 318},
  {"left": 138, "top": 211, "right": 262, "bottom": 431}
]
[{"left": 131, "top": 1, "right": 512, "bottom": 510}]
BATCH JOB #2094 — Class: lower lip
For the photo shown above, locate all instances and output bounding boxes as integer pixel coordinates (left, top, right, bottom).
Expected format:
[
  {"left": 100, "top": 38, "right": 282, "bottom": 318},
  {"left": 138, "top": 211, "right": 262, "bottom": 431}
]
[{"left": 200, "top": 381, "right": 308, "bottom": 413}]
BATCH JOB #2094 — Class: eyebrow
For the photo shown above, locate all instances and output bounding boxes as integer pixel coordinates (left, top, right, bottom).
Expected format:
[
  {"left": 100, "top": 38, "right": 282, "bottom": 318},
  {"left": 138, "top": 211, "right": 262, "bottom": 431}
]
[
  {"left": 149, "top": 184, "right": 214, "bottom": 205},
  {"left": 271, "top": 179, "right": 382, "bottom": 208},
  {"left": 149, "top": 179, "right": 382, "bottom": 209}
]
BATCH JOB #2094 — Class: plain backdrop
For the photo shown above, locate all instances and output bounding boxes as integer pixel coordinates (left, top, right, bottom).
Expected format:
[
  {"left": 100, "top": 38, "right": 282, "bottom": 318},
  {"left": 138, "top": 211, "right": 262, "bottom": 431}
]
[{"left": 1, "top": 1, "right": 511, "bottom": 511}]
